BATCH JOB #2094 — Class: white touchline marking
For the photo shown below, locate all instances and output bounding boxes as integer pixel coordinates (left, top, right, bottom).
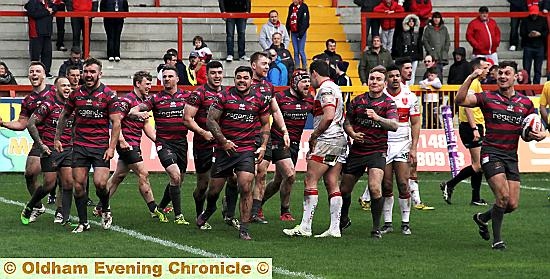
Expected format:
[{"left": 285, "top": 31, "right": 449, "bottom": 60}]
[
  {"left": 0, "top": 196, "right": 323, "bottom": 279},
  {"left": 420, "top": 179, "right": 550, "bottom": 191}
]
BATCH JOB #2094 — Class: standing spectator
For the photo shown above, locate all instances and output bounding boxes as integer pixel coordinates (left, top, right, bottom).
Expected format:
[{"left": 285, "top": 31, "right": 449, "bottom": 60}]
[
  {"left": 358, "top": 36, "right": 393, "bottom": 85},
  {"left": 520, "top": 5, "right": 548, "bottom": 84},
  {"left": 542, "top": 0, "right": 550, "bottom": 13},
  {"left": 25, "top": 0, "right": 58, "bottom": 78},
  {"left": 354, "top": 0, "right": 381, "bottom": 41},
  {"left": 334, "top": 61, "right": 352, "bottom": 105},
  {"left": 508, "top": 0, "right": 528, "bottom": 51},
  {"left": 267, "top": 49, "right": 288, "bottom": 86},
  {"left": 394, "top": 14, "right": 423, "bottom": 85},
  {"left": 58, "top": 46, "right": 83, "bottom": 77},
  {"left": 315, "top": 39, "right": 343, "bottom": 80},
  {"left": 409, "top": 0, "right": 432, "bottom": 39},
  {"left": 286, "top": 0, "right": 310, "bottom": 69},
  {"left": 53, "top": 0, "right": 67, "bottom": 51},
  {"left": 447, "top": 47, "right": 470, "bottom": 85},
  {"left": 260, "top": 10, "right": 290, "bottom": 51},
  {"left": 0, "top": 62, "right": 17, "bottom": 85},
  {"left": 193, "top": 36, "right": 212, "bottom": 63},
  {"left": 422, "top": 12, "right": 450, "bottom": 80},
  {"left": 157, "top": 52, "right": 177, "bottom": 85},
  {"left": 373, "top": 0, "right": 404, "bottom": 52},
  {"left": 184, "top": 51, "right": 206, "bottom": 86},
  {"left": 66, "top": 0, "right": 97, "bottom": 50},
  {"left": 270, "top": 32, "right": 294, "bottom": 83},
  {"left": 466, "top": 6, "right": 501, "bottom": 64},
  {"left": 219, "top": 0, "right": 251, "bottom": 62},
  {"left": 100, "top": 0, "right": 128, "bottom": 62}
]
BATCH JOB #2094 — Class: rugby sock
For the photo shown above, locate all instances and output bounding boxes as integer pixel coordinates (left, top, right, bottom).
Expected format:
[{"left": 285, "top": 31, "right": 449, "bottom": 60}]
[
  {"left": 361, "top": 186, "right": 371, "bottom": 202},
  {"left": 61, "top": 189, "right": 73, "bottom": 222},
  {"left": 193, "top": 193, "right": 205, "bottom": 217},
  {"left": 55, "top": 184, "right": 62, "bottom": 208},
  {"left": 447, "top": 165, "right": 475, "bottom": 188},
  {"left": 300, "top": 189, "right": 318, "bottom": 233},
  {"left": 479, "top": 208, "right": 492, "bottom": 223},
  {"left": 409, "top": 178, "right": 421, "bottom": 205},
  {"left": 399, "top": 197, "right": 411, "bottom": 223},
  {"left": 203, "top": 192, "right": 220, "bottom": 220},
  {"left": 158, "top": 183, "right": 171, "bottom": 209},
  {"left": 96, "top": 188, "right": 110, "bottom": 212},
  {"left": 328, "top": 192, "right": 342, "bottom": 233},
  {"left": 147, "top": 201, "right": 157, "bottom": 213},
  {"left": 75, "top": 195, "right": 88, "bottom": 224},
  {"left": 26, "top": 186, "right": 47, "bottom": 210},
  {"left": 251, "top": 199, "right": 262, "bottom": 216},
  {"left": 225, "top": 183, "right": 239, "bottom": 218},
  {"left": 370, "top": 197, "right": 384, "bottom": 231},
  {"left": 382, "top": 196, "right": 394, "bottom": 224},
  {"left": 341, "top": 193, "right": 352, "bottom": 220},
  {"left": 471, "top": 172, "right": 483, "bottom": 202},
  {"left": 491, "top": 205, "right": 506, "bottom": 244},
  {"left": 280, "top": 206, "right": 290, "bottom": 215},
  {"left": 169, "top": 185, "right": 182, "bottom": 216}
]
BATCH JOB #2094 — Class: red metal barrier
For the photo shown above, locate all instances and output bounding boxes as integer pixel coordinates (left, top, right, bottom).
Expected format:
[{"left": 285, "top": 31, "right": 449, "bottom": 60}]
[{"left": 361, "top": 11, "right": 550, "bottom": 76}]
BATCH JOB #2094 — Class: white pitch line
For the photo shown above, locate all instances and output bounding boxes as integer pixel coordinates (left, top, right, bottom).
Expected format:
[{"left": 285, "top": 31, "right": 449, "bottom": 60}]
[{"left": 0, "top": 196, "right": 323, "bottom": 279}]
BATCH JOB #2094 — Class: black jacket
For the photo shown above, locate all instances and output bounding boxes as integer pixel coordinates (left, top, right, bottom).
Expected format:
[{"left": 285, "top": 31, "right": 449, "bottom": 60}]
[
  {"left": 508, "top": 0, "right": 528, "bottom": 11},
  {"left": 0, "top": 71, "right": 17, "bottom": 85},
  {"left": 270, "top": 44, "right": 295, "bottom": 82},
  {"left": 100, "top": 0, "right": 129, "bottom": 13},
  {"left": 447, "top": 47, "right": 471, "bottom": 85},
  {"left": 218, "top": 0, "right": 250, "bottom": 13},
  {"left": 286, "top": 3, "right": 310, "bottom": 39},
  {"left": 353, "top": 0, "right": 380, "bottom": 12},
  {"left": 25, "top": 0, "right": 57, "bottom": 37},
  {"left": 58, "top": 59, "right": 84, "bottom": 77},
  {"left": 520, "top": 15, "right": 549, "bottom": 48}
]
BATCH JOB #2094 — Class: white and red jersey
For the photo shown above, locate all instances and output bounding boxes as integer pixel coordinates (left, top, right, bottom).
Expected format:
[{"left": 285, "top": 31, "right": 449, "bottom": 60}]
[
  {"left": 313, "top": 79, "right": 345, "bottom": 141},
  {"left": 384, "top": 86, "right": 420, "bottom": 142}
]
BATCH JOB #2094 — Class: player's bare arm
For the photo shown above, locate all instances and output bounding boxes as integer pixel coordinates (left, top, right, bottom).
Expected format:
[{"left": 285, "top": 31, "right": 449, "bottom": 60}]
[
  {"left": 27, "top": 113, "right": 50, "bottom": 155},
  {"left": 105, "top": 113, "right": 122, "bottom": 161},
  {"left": 1, "top": 115, "right": 29, "bottom": 131},
  {"left": 344, "top": 117, "right": 365, "bottom": 142},
  {"left": 270, "top": 98, "right": 290, "bottom": 150},
  {"left": 183, "top": 104, "right": 213, "bottom": 141},
  {"left": 256, "top": 113, "right": 271, "bottom": 163},
  {"left": 128, "top": 103, "right": 151, "bottom": 120},
  {"left": 456, "top": 69, "right": 484, "bottom": 107},
  {"left": 409, "top": 115, "right": 421, "bottom": 164},
  {"left": 207, "top": 107, "right": 236, "bottom": 153},
  {"left": 54, "top": 108, "right": 70, "bottom": 152},
  {"left": 367, "top": 109, "right": 398, "bottom": 131}
]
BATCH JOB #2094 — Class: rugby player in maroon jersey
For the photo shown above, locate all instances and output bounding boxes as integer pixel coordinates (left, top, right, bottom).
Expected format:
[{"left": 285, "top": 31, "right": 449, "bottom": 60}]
[{"left": 456, "top": 61, "right": 545, "bottom": 250}]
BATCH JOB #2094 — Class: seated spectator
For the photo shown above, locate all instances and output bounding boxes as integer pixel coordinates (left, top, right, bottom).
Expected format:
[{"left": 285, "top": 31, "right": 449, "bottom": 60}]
[
  {"left": 0, "top": 62, "right": 17, "bottom": 85},
  {"left": 447, "top": 47, "right": 470, "bottom": 84},
  {"left": 267, "top": 48, "right": 288, "bottom": 86},
  {"left": 373, "top": 0, "right": 404, "bottom": 52},
  {"left": 421, "top": 54, "right": 442, "bottom": 80},
  {"left": 517, "top": 69, "right": 535, "bottom": 96},
  {"left": 183, "top": 51, "right": 206, "bottom": 86},
  {"left": 193, "top": 35, "right": 212, "bottom": 63},
  {"left": 315, "top": 38, "right": 343, "bottom": 79},
  {"left": 334, "top": 61, "right": 352, "bottom": 105},
  {"left": 269, "top": 32, "right": 294, "bottom": 83},
  {"left": 419, "top": 67, "right": 442, "bottom": 129},
  {"left": 260, "top": 10, "right": 290, "bottom": 51},
  {"left": 58, "top": 46, "right": 83, "bottom": 77},
  {"left": 157, "top": 48, "right": 187, "bottom": 85},
  {"left": 419, "top": 67, "right": 442, "bottom": 90},
  {"left": 358, "top": 35, "right": 393, "bottom": 85},
  {"left": 157, "top": 52, "right": 178, "bottom": 85}
]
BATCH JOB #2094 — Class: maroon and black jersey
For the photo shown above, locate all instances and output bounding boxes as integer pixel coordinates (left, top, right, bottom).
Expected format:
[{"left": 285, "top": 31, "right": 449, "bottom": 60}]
[
  {"left": 186, "top": 84, "right": 226, "bottom": 150},
  {"left": 347, "top": 92, "right": 397, "bottom": 155},
  {"left": 271, "top": 89, "right": 314, "bottom": 145},
  {"left": 119, "top": 91, "right": 147, "bottom": 147},
  {"left": 475, "top": 91, "right": 535, "bottom": 158},
  {"left": 142, "top": 89, "right": 189, "bottom": 144},
  {"left": 33, "top": 95, "right": 74, "bottom": 147},
  {"left": 251, "top": 78, "right": 275, "bottom": 104},
  {"left": 211, "top": 87, "right": 270, "bottom": 152},
  {"left": 19, "top": 85, "right": 54, "bottom": 119},
  {"left": 64, "top": 83, "right": 121, "bottom": 149}
]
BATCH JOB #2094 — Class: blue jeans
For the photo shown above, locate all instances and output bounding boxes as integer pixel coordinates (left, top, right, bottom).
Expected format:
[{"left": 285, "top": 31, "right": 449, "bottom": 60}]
[
  {"left": 291, "top": 32, "right": 307, "bottom": 69},
  {"left": 523, "top": 46, "right": 544, "bottom": 84},
  {"left": 226, "top": 18, "right": 247, "bottom": 58}
]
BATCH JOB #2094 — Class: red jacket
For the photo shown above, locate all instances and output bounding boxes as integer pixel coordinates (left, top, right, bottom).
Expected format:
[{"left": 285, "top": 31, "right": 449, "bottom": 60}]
[
  {"left": 373, "top": 1, "right": 404, "bottom": 30},
  {"left": 73, "top": 0, "right": 92, "bottom": 12},
  {"left": 466, "top": 17, "right": 501, "bottom": 55},
  {"left": 409, "top": 0, "right": 432, "bottom": 28}
]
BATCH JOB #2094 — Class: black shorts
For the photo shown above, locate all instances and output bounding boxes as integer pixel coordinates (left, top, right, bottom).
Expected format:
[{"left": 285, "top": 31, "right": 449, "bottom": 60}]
[
  {"left": 72, "top": 145, "right": 110, "bottom": 168},
  {"left": 157, "top": 140, "right": 188, "bottom": 172},
  {"left": 271, "top": 141, "right": 299, "bottom": 165},
  {"left": 211, "top": 150, "right": 255, "bottom": 178},
  {"left": 116, "top": 146, "right": 143, "bottom": 165},
  {"left": 28, "top": 142, "right": 42, "bottom": 157},
  {"left": 343, "top": 151, "right": 386, "bottom": 177},
  {"left": 255, "top": 136, "right": 272, "bottom": 162},
  {"left": 481, "top": 153, "right": 520, "bottom": 182},
  {"left": 41, "top": 147, "right": 72, "bottom": 172},
  {"left": 459, "top": 122, "right": 484, "bottom": 149},
  {"left": 193, "top": 147, "right": 214, "bottom": 174}
]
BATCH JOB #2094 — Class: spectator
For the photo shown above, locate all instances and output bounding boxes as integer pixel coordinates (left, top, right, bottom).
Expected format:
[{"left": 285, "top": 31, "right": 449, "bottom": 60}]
[
  {"left": 334, "top": 61, "right": 352, "bottom": 105},
  {"left": 259, "top": 10, "right": 290, "bottom": 51},
  {"left": 219, "top": 0, "right": 251, "bottom": 62},
  {"left": 422, "top": 12, "right": 450, "bottom": 80},
  {"left": 25, "top": 0, "right": 58, "bottom": 78},
  {"left": 286, "top": 0, "right": 310, "bottom": 69},
  {"left": 482, "top": 64, "right": 498, "bottom": 84},
  {"left": 183, "top": 51, "right": 206, "bottom": 86},
  {"left": 419, "top": 67, "right": 442, "bottom": 90},
  {"left": 193, "top": 35, "right": 212, "bottom": 63},
  {"left": 394, "top": 14, "right": 423, "bottom": 85},
  {"left": 419, "top": 67, "right": 442, "bottom": 129},
  {"left": 157, "top": 52, "right": 177, "bottom": 85},
  {"left": 58, "top": 46, "right": 83, "bottom": 77},
  {"left": 267, "top": 49, "right": 288, "bottom": 86},
  {"left": 353, "top": 0, "right": 381, "bottom": 42},
  {"left": 358, "top": 36, "right": 393, "bottom": 85},
  {"left": 508, "top": 0, "right": 528, "bottom": 51},
  {"left": 100, "top": 0, "right": 128, "bottom": 62},
  {"left": 421, "top": 54, "right": 442, "bottom": 79},
  {"left": 66, "top": 0, "right": 97, "bottom": 49},
  {"left": 409, "top": 0, "right": 432, "bottom": 39},
  {"left": 0, "top": 62, "right": 17, "bottom": 85},
  {"left": 517, "top": 69, "right": 535, "bottom": 95},
  {"left": 520, "top": 5, "right": 548, "bottom": 84},
  {"left": 466, "top": 6, "right": 501, "bottom": 64},
  {"left": 157, "top": 48, "right": 187, "bottom": 85},
  {"left": 542, "top": 0, "right": 550, "bottom": 13},
  {"left": 315, "top": 39, "right": 343, "bottom": 79},
  {"left": 447, "top": 47, "right": 470, "bottom": 85},
  {"left": 53, "top": 0, "right": 67, "bottom": 51},
  {"left": 269, "top": 32, "right": 294, "bottom": 83},
  {"left": 373, "top": 0, "right": 404, "bottom": 52}
]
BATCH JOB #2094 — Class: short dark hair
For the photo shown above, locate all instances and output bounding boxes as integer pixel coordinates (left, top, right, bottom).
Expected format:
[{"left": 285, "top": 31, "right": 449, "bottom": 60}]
[
  {"left": 162, "top": 65, "right": 178, "bottom": 75},
  {"left": 386, "top": 64, "right": 400, "bottom": 73},
  {"left": 325, "top": 38, "right": 336, "bottom": 48},
  {"left": 29, "top": 61, "right": 46, "bottom": 72},
  {"left": 426, "top": 67, "right": 439, "bottom": 75},
  {"left": 309, "top": 60, "right": 330, "bottom": 77},
  {"left": 268, "top": 9, "right": 278, "bottom": 15},
  {"left": 192, "top": 35, "right": 204, "bottom": 45},
  {"left": 83, "top": 57, "right": 102, "bottom": 70},
  {"left": 498, "top": 61, "right": 518, "bottom": 73},
  {"left": 70, "top": 46, "right": 81, "bottom": 54},
  {"left": 431, "top": 11, "right": 444, "bottom": 25},
  {"left": 206, "top": 60, "right": 223, "bottom": 71},
  {"left": 54, "top": 76, "right": 68, "bottom": 85},
  {"left": 235, "top": 66, "right": 253, "bottom": 77},
  {"left": 166, "top": 48, "right": 178, "bottom": 56},
  {"left": 250, "top": 51, "right": 269, "bottom": 64},
  {"left": 395, "top": 57, "right": 412, "bottom": 69},
  {"left": 470, "top": 57, "right": 486, "bottom": 71},
  {"left": 133, "top": 70, "right": 152, "bottom": 87},
  {"left": 65, "top": 65, "right": 80, "bottom": 77},
  {"left": 163, "top": 53, "right": 175, "bottom": 63},
  {"left": 479, "top": 6, "right": 489, "bottom": 13}
]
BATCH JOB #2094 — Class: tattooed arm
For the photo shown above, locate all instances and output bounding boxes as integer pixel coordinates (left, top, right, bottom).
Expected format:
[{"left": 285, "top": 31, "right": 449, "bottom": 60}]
[
  {"left": 54, "top": 108, "right": 70, "bottom": 152},
  {"left": 183, "top": 104, "right": 213, "bottom": 141},
  {"left": 256, "top": 113, "right": 271, "bottom": 163},
  {"left": 207, "top": 106, "right": 236, "bottom": 154},
  {"left": 27, "top": 113, "right": 50, "bottom": 155}
]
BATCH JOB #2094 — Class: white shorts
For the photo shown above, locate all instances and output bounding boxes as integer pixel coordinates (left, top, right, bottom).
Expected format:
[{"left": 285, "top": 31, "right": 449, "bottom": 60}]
[
  {"left": 307, "top": 138, "right": 347, "bottom": 166},
  {"left": 386, "top": 140, "right": 411, "bottom": 164}
]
